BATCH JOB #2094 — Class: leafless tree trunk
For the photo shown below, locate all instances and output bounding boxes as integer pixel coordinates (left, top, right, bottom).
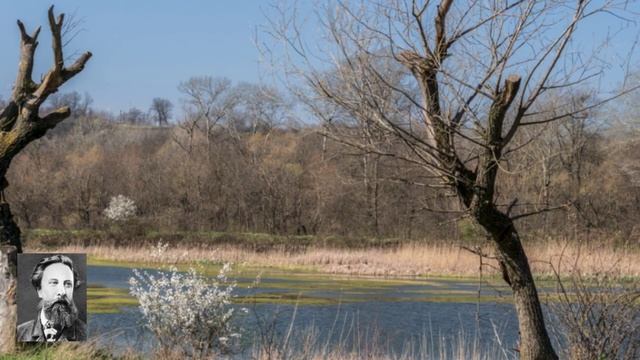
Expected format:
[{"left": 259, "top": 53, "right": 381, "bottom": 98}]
[
  {"left": 556, "top": 97, "right": 597, "bottom": 236},
  {"left": 150, "top": 97, "right": 173, "bottom": 126},
  {"left": 362, "top": 140, "right": 381, "bottom": 236},
  {"left": 178, "top": 76, "right": 238, "bottom": 163},
  {"left": 0, "top": 6, "right": 91, "bottom": 352}
]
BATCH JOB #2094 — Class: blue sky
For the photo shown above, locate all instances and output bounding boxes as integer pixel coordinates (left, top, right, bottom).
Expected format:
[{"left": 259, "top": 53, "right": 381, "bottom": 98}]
[
  {"left": 0, "top": 1, "right": 638, "bottom": 117},
  {"left": 0, "top": 1, "right": 288, "bottom": 114}
]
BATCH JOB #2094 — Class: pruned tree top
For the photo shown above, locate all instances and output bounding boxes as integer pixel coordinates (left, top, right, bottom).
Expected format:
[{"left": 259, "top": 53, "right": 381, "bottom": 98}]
[
  {"left": 0, "top": 4, "right": 91, "bottom": 224},
  {"left": 0, "top": 5, "right": 92, "bottom": 171}
]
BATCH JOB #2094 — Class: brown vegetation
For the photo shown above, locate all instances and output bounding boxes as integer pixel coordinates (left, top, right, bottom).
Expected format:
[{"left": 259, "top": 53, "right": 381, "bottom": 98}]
[
  {"left": 47, "top": 240, "right": 640, "bottom": 279},
  {"left": 6, "top": 103, "right": 640, "bottom": 246}
]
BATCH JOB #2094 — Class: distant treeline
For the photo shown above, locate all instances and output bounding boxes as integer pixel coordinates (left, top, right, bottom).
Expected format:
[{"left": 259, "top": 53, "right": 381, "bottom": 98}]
[{"left": 4, "top": 85, "right": 640, "bottom": 245}]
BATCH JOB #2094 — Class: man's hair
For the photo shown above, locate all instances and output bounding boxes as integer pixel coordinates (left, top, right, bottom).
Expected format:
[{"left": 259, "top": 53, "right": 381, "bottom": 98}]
[{"left": 31, "top": 255, "right": 81, "bottom": 290}]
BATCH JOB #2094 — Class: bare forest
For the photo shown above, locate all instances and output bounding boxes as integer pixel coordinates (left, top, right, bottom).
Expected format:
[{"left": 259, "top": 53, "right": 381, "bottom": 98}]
[{"left": 6, "top": 85, "right": 640, "bottom": 247}]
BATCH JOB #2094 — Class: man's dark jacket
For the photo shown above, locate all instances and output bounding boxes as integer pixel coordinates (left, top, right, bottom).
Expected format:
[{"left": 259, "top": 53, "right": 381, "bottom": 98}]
[{"left": 16, "top": 316, "right": 86, "bottom": 342}]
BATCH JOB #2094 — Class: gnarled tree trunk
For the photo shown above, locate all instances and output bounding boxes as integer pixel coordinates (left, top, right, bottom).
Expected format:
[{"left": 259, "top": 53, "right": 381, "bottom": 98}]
[
  {"left": 400, "top": 43, "right": 558, "bottom": 358},
  {"left": 474, "top": 204, "right": 557, "bottom": 359},
  {"left": 0, "top": 6, "right": 91, "bottom": 353}
]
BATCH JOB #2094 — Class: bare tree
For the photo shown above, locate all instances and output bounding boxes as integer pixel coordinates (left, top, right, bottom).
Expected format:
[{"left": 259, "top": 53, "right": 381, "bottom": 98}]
[
  {"left": 0, "top": 6, "right": 91, "bottom": 351},
  {"left": 150, "top": 97, "right": 173, "bottom": 126},
  {"left": 178, "top": 76, "right": 239, "bottom": 159},
  {"left": 265, "top": 0, "right": 639, "bottom": 358},
  {"left": 555, "top": 95, "right": 602, "bottom": 232},
  {"left": 119, "top": 107, "right": 148, "bottom": 125},
  {"left": 48, "top": 91, "right": 93, "bottom": 118},
  {"left": 235, "top": 83, "right": 290, "bottom": 133}
]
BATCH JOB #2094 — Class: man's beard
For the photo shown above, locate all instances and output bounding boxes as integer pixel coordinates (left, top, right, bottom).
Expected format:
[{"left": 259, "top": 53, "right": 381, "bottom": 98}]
[{"left": 40, "top": 295, "right": 78, "bottom": 332}]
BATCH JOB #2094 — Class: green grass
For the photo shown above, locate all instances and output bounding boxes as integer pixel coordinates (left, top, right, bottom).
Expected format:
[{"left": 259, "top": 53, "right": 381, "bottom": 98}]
[
  {"left": 236, "top": 292, "right": 342, "bottom": 305},
  {"left": 25, "top": 227, "right": 402, "bottom": 250},
  {"left": 87, "top": 287, "right": 138, "bottom": 314},
  {"left": 2, "top": 342, "right": 131, "bottom": 360},
  {"left": 25, "top": 228, "right": 103, "bottom": 237}
]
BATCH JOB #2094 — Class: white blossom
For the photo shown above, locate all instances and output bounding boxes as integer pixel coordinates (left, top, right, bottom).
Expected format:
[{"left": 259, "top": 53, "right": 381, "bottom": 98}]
[
  {"left": 129, "top": 263, "right": 244, "bottom": 356},
  {"left": 150, "top": 241, "right": 169, "bottom": 262},
  {"left": 103, "top": 194, "right": 137, "bottom": 221}
]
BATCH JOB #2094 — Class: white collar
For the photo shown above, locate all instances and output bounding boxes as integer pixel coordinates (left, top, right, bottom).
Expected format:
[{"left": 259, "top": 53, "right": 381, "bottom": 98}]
[{"left": 40, "top": 308, "right": 50, "bottom": 328}]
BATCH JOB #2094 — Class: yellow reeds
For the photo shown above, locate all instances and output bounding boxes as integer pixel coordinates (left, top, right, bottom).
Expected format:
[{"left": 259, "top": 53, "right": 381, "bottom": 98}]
[{"left": 43, "top": 240, "right": 640, "bottom": 279}]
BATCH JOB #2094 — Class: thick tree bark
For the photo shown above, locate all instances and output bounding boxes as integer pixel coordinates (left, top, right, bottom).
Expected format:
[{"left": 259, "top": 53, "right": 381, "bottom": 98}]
[
  {"left": 501, "top": 238, "right": 557, "bottom": 360},
  {"left": 400, "top": 47, "right": 558, "bottom": 358},
  {"left": 0, "top": 203, "right": 21, "bottom": 254},
  {"left": 0, "top": 186, "right": 19, "bottom": 352},
  {"left": 0, "top": 245, "right": 17, "bottom": 353},
  {"left": 473, "top": 204, "right": 558, "bottom": 360}
]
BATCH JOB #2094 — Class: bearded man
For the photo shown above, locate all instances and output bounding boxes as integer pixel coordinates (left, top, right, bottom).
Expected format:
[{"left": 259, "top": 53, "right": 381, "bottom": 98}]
[{"left": 17, "top": 254, "right": 86, "bottom": 342}]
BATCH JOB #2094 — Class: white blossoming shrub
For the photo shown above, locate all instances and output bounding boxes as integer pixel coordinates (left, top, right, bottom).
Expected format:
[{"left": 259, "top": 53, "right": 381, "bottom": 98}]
[
  {"left": 129, "top": 263, "right": 244, "bottom": 357},
  {"left": 150, "top": 241, "right": 170, "bottom": 262},
  {"left": 103, "top": 194, "right": 137, "bottom": 222}
]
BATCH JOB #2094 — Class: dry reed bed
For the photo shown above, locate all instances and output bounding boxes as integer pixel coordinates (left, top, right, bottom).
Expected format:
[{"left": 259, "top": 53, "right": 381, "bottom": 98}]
[{"left": 45, "top": 241, "right": 640, "bottom": 278}]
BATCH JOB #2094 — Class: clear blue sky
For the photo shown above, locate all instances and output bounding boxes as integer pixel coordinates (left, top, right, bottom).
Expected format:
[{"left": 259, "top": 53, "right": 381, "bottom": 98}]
[
  {"left": 1, "top": 1, "right": 637, "bottom": 117},
  {"left": 0, "top": 0, "right": 287, "bottom": 114}
]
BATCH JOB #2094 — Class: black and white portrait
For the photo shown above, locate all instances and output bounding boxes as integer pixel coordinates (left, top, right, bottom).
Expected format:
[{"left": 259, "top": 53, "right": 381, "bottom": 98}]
[{"left": 16, "top": 253, "right": 87, "bottom": 342}]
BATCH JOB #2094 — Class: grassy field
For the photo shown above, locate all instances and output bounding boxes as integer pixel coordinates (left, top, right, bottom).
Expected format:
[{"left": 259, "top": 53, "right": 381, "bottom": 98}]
[
  {"left": 23, "top": 229, "right": 401, "bottom": 251},
  {"left": 0, "top": 342, "right": 138, "bottom": 360}
]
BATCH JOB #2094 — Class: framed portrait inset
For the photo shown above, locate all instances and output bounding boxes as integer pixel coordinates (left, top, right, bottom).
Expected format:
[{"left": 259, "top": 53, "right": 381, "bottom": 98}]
[{"left": 16, "top": 253, "right": 87, "bottom": 342}]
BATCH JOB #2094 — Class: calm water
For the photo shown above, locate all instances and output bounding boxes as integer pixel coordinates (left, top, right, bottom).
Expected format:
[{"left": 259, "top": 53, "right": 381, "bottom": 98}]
[{"left": 86, "top": 265, "right": 538, "bottom": 358}]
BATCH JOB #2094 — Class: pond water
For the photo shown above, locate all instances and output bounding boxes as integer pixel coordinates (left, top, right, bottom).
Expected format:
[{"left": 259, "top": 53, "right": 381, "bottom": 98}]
[{"left": 85, "top": 265, "right": 553, "bottom": 358}]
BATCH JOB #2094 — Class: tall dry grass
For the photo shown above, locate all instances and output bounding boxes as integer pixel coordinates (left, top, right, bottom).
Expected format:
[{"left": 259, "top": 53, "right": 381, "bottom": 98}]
[
  {"left": 46, "top": 240, "right": 640, "bottom": 278},
  {"left": 134, "top": 328, "right": 509, "bottom": 360},
  {"left": 249, "top": 329, "right": 510, "bottom": 360}
]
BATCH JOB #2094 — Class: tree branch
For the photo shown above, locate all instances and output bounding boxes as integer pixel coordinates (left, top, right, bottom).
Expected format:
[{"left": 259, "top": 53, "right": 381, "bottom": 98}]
[
  {"left": 29, "top": 6, "right": 92, "bottom": 107},
  {"left": 519, "top": 84, "right": 640, "bottom": 126},
  {"left": 511, "top": 203, "right": 569, "bottom": 221},
  {"left": 434, "top": 0, "right": 453, "bottom": 57},
  {"left": 39, "top": 106, "right": 71, "bottom": 130},
  {"left": 12, "top": 22, "right": 41, "bottom": 101},
  {"left": 488, "top": 74, "right": 521, "bottom": 146},
  {"left": 48, "top": 5, "right": 64, "bottom": 72}
]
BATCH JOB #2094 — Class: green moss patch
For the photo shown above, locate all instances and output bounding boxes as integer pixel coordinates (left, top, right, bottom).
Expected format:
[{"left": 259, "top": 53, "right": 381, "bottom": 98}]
[
  {"left": 88, "top": 287, "right": 138, "bottom": 314},
  {"left": 235, "top": 292, "right": 346, "bottom": 306}
]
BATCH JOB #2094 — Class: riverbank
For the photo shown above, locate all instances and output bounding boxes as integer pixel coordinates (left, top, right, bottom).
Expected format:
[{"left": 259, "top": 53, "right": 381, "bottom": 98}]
[{"left": 32, "top": 240, "right": 640, "bottom": 279}]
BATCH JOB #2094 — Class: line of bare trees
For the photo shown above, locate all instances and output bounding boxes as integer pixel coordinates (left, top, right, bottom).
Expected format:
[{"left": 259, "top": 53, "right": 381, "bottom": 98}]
[{"left": 5, "top": 81, "right": 640, "bottom": 244}]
